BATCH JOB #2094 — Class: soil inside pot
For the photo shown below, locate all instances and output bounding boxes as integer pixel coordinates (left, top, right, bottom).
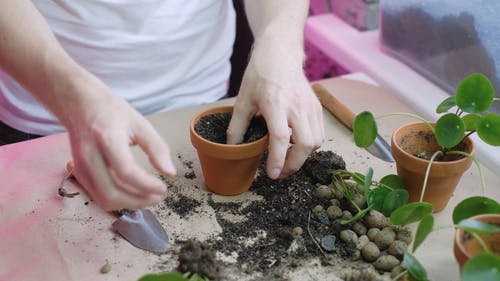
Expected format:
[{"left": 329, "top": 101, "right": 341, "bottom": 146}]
[
  {"left": 462, "top": 226, "right": 500, "bottom": 256},
  {"left": 399, "top": 130, "right": 468, "bottom": 161},
  {"left": 194, "top": 112, "right": 267, "bottom": 144}
]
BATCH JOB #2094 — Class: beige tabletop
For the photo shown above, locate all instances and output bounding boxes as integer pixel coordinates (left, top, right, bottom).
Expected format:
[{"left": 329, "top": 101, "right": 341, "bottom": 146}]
[{"left": 1, "top": 76, "right": 498, "bottom": 281}]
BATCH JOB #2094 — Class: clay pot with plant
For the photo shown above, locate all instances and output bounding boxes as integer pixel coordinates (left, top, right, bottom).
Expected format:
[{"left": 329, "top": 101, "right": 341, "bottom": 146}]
[
  {"left": 353, "top": 73, "right": 500, "bottom": 212},
  {"left": 190, "top": 105, "right": 268, "bottom": 196},
  {"left": 387, "top": 182, "right": 500, "bottom": 281}
]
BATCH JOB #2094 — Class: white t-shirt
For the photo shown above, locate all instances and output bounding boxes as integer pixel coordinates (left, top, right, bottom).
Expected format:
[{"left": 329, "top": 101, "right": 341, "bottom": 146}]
[{"left": 0, "top": 0, "right": 236, "bottom": 135}]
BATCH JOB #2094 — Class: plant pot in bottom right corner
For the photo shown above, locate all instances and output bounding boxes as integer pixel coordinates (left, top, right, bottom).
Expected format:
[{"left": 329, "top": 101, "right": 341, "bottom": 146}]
[
  {"left": 391, "top": 122, "right": 474, "bottom": 212},
  {"left": 453, "top": 213, "right": 500, "bottom": 269}
]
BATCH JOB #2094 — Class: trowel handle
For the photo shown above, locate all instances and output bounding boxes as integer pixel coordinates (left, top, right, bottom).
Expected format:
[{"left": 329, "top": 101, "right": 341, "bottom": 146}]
[{"left": 312, "top": 83, "right": 356, "bottom": 131}]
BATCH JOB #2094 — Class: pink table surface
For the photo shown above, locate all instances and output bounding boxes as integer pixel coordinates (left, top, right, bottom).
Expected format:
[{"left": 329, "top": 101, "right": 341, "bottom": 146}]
[{"left": 1, "top": 77, "right": 499, "bottom": 281}]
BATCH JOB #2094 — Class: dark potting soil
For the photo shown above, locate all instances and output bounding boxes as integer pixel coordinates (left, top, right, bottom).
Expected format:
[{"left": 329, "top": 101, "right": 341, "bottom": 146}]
[
  {"left": 177, "top": 240, "right": 221, "bottom": 280},
  {"left": 204, "top": 151, "right": 352, "bottom": 273},
  {"left": 194, "top": 112, "right": 267, "bottom": 144},
  {"left": 160, "top": 150, "right": 397, "bottom": 280}
]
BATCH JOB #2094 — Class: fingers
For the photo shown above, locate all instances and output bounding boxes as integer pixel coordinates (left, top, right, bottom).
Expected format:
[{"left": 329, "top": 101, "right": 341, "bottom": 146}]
[
  {"left": 262, "top": 90, "right": 324, "bottom": 179},
  {"left": 260, "top": 106, "right": 290, "bottom": 179},
  {"left": 134, "top": 120, "right": 176, "bottom": 176},
  {"left": 281, "top": 104, "right": 324, "bottom": 177},
  {"left": 71, "top": 146, "right": 162, "bottom": 211},
  {"left": 227, "top": 100, "right": 256, "bottom": 144}
]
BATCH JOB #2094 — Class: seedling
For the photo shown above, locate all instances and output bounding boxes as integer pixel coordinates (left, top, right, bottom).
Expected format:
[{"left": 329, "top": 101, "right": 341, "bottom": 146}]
[{"left": 330, "top": 168, "right": 409, "bottom": 225}]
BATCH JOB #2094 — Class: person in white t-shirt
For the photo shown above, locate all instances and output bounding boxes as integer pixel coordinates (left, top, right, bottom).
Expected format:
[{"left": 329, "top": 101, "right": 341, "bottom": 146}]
[{"left": 0, "top": 0, "right": 324, "bottom": 211}]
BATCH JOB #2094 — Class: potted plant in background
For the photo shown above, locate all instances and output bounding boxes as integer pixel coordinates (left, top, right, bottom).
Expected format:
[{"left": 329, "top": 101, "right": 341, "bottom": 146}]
[
  {"left": 353, "top": 73, "right": 500, "bottom": 212},
  {"left": 190, "top": 105, "right": 268, "bottom": 196}
]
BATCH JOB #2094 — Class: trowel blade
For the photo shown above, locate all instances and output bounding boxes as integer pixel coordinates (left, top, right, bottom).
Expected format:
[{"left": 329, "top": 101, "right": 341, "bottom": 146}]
[{"left": 111, "top": 209, "right": 170, "bottom": 254}]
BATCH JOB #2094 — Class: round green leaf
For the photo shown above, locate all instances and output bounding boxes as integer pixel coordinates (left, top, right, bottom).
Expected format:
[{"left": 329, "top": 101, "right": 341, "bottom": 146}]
[
  {"left": 453, "top": 196, "right": 500, "bottom": 224},
  {"left": 462, "top": 253, "right": 500, "bottom": 281},
  {"left": 456, "top": 218, "right": 500, "bottom": 234},
  {"left": 436, "top": 96, "right": 456, "bottom": 113},
  {"left": 412, "top": 214, "right": 434, "bottom": 253},
  {"left": 477, "top": 113, "right": 500, "bottom": 146},
  {"left": 353, "top": 111, "right": 377, "bottom": 148},
  {"left": 456, "top": 73, "right": 494, "bottom": 113},
  {"left": 390, "top": 202, "right": 434, "bottom": 226},
  {"left": 462, "top": 114, "right": 481, "bottom": 132},
  {"left": 368, "top": 187, "right": 391, "bottom": 211},
  {"left": 139, "top": 272, "right": 188, "bottom": 281},
  {"left": 383, "top": 189, "right": 409, "bottom": 217},
  {"left": 435, "top": 113, "right": 465, "bottom": 148},
  {"left": 379, "top": 174, "right": 405, "bottom": 190},
  {"left": 403, "top": 252, "right": 429, "bottom": 281}
]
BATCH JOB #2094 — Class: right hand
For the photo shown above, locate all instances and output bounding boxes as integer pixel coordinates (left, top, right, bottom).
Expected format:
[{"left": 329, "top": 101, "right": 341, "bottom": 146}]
[{"left": 62, "top": 74, "right": 176, "bottom": 211}]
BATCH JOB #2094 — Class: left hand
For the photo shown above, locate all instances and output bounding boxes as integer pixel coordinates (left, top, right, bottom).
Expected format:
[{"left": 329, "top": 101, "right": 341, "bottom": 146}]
[{"left": 227, "top": 38, "right": 324, "bottom": 180}]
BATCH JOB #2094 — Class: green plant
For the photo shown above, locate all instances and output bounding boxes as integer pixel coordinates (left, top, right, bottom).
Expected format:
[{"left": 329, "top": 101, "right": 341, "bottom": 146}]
[
  {"left": 353, "top": 73, "right": 500, "bottom": 159},
  {"left": 330, "top": 168, "right": 409, "bottom": 224},
  {"left": 350, "top": 73, "right": 500, "bottom": 280}
]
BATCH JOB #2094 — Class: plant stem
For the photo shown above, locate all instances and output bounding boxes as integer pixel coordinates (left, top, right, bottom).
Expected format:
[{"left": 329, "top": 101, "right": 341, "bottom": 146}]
[
  {"left": 391, "top": 270, "right": 408, "bottom": 281},
  {"left": 433, "top": 225, "right": 454, "bottom": 231},
  {"left": 376, "top": 112, "right": 434, "bottom": 133},
  {"left": 446, "top": 151, "right": 485, "bottom": 195},
  {"left": 307, "top": 211, "right": 326, "bottom": 257},
  {"left": 420, "top": 151, "right": 443, "bottom": 203},
  {"left": 471, "top": 232, "right": 490, "bottom": 253},
  {"left": 464, "top": 131, "right": 476, "bottom": 139},
  {"left": 494, "top": 98, "right": 500, "bottom": 102}
]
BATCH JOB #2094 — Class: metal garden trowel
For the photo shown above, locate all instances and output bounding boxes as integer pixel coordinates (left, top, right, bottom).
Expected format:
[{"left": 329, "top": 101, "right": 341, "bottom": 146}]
[{"left": 64, "top": 161, "right": 170, "bottom": 254}]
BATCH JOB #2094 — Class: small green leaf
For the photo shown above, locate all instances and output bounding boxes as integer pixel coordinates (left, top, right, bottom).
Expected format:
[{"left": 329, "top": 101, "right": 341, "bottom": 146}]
[
  {"left": 367, "top": 187, "right": 391, "bottom": 211},
  {"left": 453, "top": 196, "right": 500, "bottom": 224},
  {"left": 456, "top": 219, "right": 500, "bottom": 234},
  {"left": 363, "top": 168, "right": 373, "bottom": 194},
  {"left": 461, "top": 253, "right": 500, "bottom": 281},
  {"left": 351, "top": 172, "right": 365, "bottom": 186},
  {"left": 462, "top": 114, "right": 481, "bottom": 132},
  {"left": 412, "top": 214, "right": 434, "bottom": 252},
  {"left": 139, "top": 272, "right": 189, "bottom": 281},
  {"left": 477, "top": 114, "right": 500, "bottom": 146},
  {"left": 436, "top": 96, "right": 456, "bottom": 113},
  {"left": 456, "top": 73, "right": 494, "bottom": 113},
  {"left": 403, "top": 252, "right": 429, "bottom": 281},
  {"left": 390, "top": 202, "right": 434, "bottom": 225},
  {"left": 353, "top": 111, "right": 377, "bottom": 148},
  {"left": 379, "top": 174, "right": 405, "bottom": 190},
  {"left": 383, "top": 189, "right": 409, "bottom": 217},
  {"left": 435, "top": 113, "right": 465, "bottom": 148}
]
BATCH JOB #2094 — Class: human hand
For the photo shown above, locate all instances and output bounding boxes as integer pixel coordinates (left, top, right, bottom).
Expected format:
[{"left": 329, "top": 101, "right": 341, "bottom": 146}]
[
  {"left": 227, "top": 39, "right": 324, "bottom": 179},
  {"left": 62, "top": 76, "right": 176, "bottom": 211}
]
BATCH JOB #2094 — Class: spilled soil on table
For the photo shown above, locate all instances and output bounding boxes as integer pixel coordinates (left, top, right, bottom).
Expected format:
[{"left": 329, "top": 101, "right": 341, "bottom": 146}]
[{"left": 156, "top": 112, "right": 396, "bottom": 280}]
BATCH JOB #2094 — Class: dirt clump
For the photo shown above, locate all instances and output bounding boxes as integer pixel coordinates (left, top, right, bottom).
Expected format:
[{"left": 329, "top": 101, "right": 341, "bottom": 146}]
[{"left": 177, "top": 240, "right": 221, "bottom": 280}]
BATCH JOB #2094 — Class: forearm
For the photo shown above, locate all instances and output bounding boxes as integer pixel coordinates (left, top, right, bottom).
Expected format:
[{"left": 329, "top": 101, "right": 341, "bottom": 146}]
[
  {"left": 0, "top": 0, "right": 97, "bottom": 129},
  {"left": 243, "top": 0, "right": 309, "bottom": 81}
]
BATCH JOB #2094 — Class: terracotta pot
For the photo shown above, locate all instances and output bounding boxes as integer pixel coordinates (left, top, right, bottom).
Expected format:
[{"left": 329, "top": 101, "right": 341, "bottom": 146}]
[
  {"left": 391, "top": 122, "right": 474, "bottom": 212},
  {"left": 190, "top": 106, "right": 268, "bottom": 195},
  {"left": 453, "top": 213, "right": 500, "bottom": 269}
]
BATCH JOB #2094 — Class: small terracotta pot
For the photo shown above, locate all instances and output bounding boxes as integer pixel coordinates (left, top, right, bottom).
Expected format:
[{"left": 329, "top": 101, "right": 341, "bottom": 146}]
[
  {"left": 454, "top": 213, "right": 500, "bottom": 269},
  {"left": 190, "top": 106, "right": 268, "bottom": 195},
  {"left": 391, "top": 122, "right": 474, "bottom": 212}
]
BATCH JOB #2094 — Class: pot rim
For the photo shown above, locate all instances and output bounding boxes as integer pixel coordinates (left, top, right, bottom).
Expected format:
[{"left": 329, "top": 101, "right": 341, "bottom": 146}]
[
  {"left": 190, "top": 105, "right": 269, "bottom": 159},
  {"left": 454, "top": 213, "right": 500, "bottom": 259},
  {"left": 391, "top": 121, "right": 475, "bottom": 166}
]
